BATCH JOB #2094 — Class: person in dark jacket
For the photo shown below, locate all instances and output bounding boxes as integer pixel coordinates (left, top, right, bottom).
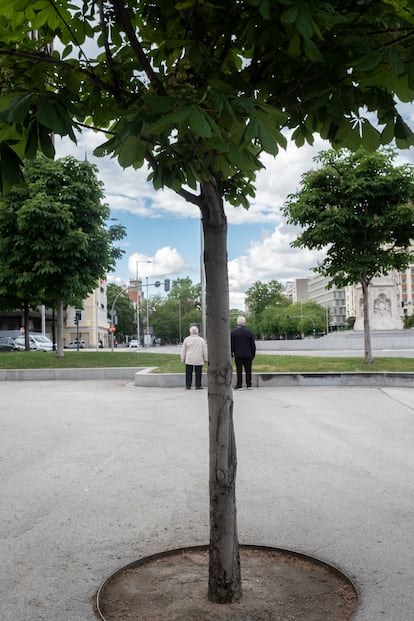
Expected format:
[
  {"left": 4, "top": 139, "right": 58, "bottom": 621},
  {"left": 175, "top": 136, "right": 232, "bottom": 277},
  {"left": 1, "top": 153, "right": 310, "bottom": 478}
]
[{"left": 231, "top": 316, "right": 256, "bottom": 389}]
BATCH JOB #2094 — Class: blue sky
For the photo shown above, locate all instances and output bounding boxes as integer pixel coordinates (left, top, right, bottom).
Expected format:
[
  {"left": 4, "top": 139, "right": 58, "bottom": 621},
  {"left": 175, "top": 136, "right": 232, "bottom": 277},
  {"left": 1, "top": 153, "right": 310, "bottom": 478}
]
[{"left": 55, "top": 103, "right": 414, "bottom": 309}]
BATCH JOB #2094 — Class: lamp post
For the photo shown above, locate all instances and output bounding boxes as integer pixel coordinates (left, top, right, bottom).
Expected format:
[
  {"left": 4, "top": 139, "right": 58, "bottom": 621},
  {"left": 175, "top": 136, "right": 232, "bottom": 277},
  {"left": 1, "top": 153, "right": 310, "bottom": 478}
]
[
  {"left": 136, "top": 259, "right": 152, "bottom": 346},
  {"left": 110, "top": 283, "right": 129, "bottom": 352},
  {"left": 146, "top": 276, "right": 150, "bottom": 346}
]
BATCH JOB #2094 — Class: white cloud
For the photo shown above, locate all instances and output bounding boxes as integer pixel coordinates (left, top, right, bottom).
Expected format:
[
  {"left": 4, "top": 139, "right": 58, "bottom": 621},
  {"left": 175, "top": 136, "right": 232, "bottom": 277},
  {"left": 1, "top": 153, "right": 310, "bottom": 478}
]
[
  {"left": 128, "top": 247, "right": 190, "bottom": 279},
  {"left": 228, "top": 225, "right": 326, "bottom": 309}
]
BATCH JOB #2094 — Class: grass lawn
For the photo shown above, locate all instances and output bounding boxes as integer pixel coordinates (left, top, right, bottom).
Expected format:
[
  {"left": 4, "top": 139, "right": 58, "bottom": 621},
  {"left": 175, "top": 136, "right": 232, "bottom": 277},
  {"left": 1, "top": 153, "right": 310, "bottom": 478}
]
[{"left": 1, "top": 350, "right": 414, "bottom": 373}]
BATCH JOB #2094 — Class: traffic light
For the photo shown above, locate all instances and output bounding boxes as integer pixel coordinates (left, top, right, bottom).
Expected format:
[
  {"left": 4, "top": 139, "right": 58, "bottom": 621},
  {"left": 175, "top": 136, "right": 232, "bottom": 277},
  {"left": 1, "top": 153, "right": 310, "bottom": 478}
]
[{"left": 164, "top": 278, "right": 170, "bottom": 292}]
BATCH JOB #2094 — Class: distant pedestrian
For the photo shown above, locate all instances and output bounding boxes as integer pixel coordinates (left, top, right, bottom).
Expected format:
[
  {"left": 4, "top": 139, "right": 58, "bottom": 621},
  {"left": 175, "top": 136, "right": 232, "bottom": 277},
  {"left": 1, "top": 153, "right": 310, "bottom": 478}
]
[
  {"left": 231, "top": 316, "right": 256, "bottom": 389},
  {"left": 181, "top": 326, "right": 208, "bottom": 390}
]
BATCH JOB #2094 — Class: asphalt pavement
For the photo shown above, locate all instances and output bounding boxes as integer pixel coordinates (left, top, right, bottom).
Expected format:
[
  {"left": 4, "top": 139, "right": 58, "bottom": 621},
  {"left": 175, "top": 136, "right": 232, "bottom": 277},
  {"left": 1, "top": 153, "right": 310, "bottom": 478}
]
[{"left": 1, "top": 380, "right": 414, "bottom": 620}]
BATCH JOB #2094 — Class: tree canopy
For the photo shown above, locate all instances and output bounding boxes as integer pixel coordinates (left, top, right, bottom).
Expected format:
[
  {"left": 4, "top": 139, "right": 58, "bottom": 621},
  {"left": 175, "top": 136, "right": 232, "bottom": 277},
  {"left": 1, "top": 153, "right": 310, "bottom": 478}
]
[
  {"left": 0, "top": 1, "right": 413, "bottom": 198},
  {"left": 245, "top": 280, "right": 289, "bottom": 315},
  {"left": 0, "top": 155, "right": 125, "bottom": 351},
  {"left": 107, "top": 282, "right": 135, "bottom": 340},
  {"left": 283, "top": 147, "right": 414, "bottom": 362}
]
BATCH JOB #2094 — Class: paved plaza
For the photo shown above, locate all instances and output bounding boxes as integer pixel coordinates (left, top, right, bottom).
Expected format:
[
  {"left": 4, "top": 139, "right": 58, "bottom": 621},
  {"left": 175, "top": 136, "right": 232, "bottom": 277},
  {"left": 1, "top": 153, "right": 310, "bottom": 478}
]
[{"left": 1, "top": 380, "right": 414, "bottom": 620}]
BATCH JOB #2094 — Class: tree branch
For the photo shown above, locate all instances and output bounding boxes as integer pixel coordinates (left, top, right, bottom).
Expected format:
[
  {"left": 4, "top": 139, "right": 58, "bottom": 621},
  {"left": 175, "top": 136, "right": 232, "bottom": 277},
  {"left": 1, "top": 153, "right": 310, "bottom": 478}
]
[
  {"left": 98, "top": 0, "right": 122, "bottom": 99},
  {"left": 112, "top": 0, "right": 166, "bottom": 96},
  {"left": 0, "top": 48, "right": 122, "bottom": 96}
]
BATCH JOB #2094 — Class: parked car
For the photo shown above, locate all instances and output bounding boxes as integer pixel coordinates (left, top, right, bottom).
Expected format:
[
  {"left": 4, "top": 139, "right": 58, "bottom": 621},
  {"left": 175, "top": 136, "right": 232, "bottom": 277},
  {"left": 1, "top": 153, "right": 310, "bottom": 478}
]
[
  {"left": 65, "top": 340, "right": 86, "bottom": 349},
  {"left": 14, "top": 334, "right": 54, "bottom": 351},
  {"left": 0, "top": 336, "right": 19, "bottom": 352},
  {"left": 128, "top": 339, "right": 140, "bottom": 348}
]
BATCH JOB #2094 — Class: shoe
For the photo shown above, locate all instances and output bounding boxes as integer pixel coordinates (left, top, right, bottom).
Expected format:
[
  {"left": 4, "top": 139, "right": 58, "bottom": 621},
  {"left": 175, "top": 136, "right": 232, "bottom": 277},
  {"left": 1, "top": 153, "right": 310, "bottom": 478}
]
[
  {"left": 186, "top": 387, "right": 191, "bottom": 390},
  {"left": 196, "top": 386, "right": 203, "bottom": 390},
  {"left": 247, "top": 386, "right": 252, "bottom": 390},
  {"left": 234, "top": 385, "right": 242, "bottom": 390}
]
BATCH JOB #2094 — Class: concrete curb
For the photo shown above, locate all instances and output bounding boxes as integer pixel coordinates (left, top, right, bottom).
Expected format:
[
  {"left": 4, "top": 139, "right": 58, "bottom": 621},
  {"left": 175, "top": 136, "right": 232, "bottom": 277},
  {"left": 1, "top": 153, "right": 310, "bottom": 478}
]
[
  {"left": 0, "top": 367, "right": 141, "bottom": 381},
  {"left": 1, "top": 367, "right": 413, "bottom": 387},
  {"left": 134, "top": 370, "right": 414, "bottom": 388}
]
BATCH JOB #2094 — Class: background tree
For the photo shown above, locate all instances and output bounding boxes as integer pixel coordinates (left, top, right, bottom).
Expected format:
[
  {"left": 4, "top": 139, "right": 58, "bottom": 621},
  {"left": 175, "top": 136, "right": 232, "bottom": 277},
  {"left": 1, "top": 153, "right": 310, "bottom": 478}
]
[
  {"left": 0, "top": 156, "right": 125, "bottom": 353},
  {"left": 1, "top": 0, "right": 414, "bottom": 603},
  {"left": 284, "top": 148, "right": 414, "bottom": 363},
  {"left": 107, "top": 283, "right": 135, "bottom": 343},
  {"left": 147, "top": 278, "right": 202, "bottom": 343},
  {"left": 259, "top": 300, "right": 326, "bottom": 339},
  {"left": 245, "top": 280, "right": 290, "bottom": 337}
]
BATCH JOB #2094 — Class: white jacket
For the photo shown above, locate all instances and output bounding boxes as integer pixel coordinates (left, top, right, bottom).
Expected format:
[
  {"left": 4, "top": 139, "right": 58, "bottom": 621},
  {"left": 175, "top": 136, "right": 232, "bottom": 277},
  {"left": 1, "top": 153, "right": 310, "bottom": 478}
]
[{"left": 181, "top": 335, "right": 208, "bottom": 366}]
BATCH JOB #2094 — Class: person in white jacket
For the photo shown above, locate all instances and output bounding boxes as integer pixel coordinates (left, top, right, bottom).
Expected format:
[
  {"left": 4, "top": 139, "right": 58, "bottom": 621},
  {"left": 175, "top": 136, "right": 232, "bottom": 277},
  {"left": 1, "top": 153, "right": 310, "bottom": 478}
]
[{"left": 180, "top": 325, "right": 208, "bottom": 389}]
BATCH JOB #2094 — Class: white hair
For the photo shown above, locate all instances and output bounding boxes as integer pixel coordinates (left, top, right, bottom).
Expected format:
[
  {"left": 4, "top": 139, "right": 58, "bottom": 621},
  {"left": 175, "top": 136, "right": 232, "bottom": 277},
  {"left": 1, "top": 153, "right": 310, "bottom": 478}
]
[
  {"left": 237, "top": 316, "right": 246, "bottom": 326},
  {"left": 190, "top": 325, "right": 199, "bottom": 335}
]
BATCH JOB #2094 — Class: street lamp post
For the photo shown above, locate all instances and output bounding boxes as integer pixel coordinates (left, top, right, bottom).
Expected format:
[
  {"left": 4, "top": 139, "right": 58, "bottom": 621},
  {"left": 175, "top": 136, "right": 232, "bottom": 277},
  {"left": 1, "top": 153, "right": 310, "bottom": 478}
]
[
  {"left": 110, "top": 284, "right": 129, "bottom": 352},
  {"left": 146, "top": 276, "right": 150, "bottom": 346},
  {"left": 136, "top": 260, "right": 152, "bottom": 346}
]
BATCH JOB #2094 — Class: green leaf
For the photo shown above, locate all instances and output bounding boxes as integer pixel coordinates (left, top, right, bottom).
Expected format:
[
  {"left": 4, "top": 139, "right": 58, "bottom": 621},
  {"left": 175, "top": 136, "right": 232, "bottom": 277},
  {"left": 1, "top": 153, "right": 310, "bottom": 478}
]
[
  {"left": 61, "top": 44, "right": 73, "bottom": 59},
  {"left": 24, "top": 121, "right": 38, "bottom": 159},
  {"left": 257, "top": 121, "right": 279, "bottom": 155},
  {"left": 38, "top": 125, "right": 55, "bottom": 158},
  {"left": 361, "top": 122, "right": 381, "bottom": 151},
  {"left": 388, "top": 48, "right": 405, "bottom": 77},
  {"left": 0, "top": 142, "right": 24, "bottom": 195},
  {"left": 302, "top": 37, "right": 323, "bottom": 62},
  {"left": 380, "top": 122, "right": 395, "bottom": 145},
  {"left": 150, "top": 108, "right": 191, "bottom": 135},
  {"left": 395, "top": 115, "right": 414, "bottom": 141},
  {"left": 36, "top": 98, "right": 65, "bottom": 134},
  {"left": 281, "top": 6, "right": 299, "bottom": 24},
  {"left": 333, "top": 123, "right": 362, "bottom": 151},
  {"left": 355, "top": 49, "right": 384, "bottom": 72},
  {"left": 10, "top": 93, "right": 32, "bottom": 124},
  {"left": 288, "top": 32, "right": 301, "bottom": 58},
  {"left": 145, "top": 95, "right": 174, "bottom": 114},
  {"left": 117, "top": 135, "right": 147, "bottom": 169},
  {"left": 188, "top": 108, "right": 212, "bottom": 138}
]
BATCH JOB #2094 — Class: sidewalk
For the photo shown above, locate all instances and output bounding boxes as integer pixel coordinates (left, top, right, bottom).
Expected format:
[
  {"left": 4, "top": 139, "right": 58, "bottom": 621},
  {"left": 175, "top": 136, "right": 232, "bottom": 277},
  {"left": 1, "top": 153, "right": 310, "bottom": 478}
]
[{"left": 1, "top": 380, "right": 414, "bottom": 620}]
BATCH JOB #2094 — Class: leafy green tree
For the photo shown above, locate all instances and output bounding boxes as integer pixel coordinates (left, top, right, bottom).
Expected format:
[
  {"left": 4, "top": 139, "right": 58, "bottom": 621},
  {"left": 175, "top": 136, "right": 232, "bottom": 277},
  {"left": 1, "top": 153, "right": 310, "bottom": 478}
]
[
  {"left": 259, "top": 300, "right": 325, "bottom": 338},
  {"left": 286, "top": 301, "right": 326, "bottom": 337},
  {"left": 107, "top": 283, "right": 135, "bottom": 342},
  {"left": 245, "top": 280, "right": 290, "bottom": 337},
  {"left": 284, "top": 148, "right": 414, "bottom": 363},
  {"left": 0, "top": 156, "right": 125, "bottom": 353},
  {"left": 245, "top": 280, "right": 288, "bottom": 316},
  {"left": 147, "top": 278, "right": 202, "bottom": 343},
  {"left": 1, "top": 0, "right": 414, "bottom": 603}
]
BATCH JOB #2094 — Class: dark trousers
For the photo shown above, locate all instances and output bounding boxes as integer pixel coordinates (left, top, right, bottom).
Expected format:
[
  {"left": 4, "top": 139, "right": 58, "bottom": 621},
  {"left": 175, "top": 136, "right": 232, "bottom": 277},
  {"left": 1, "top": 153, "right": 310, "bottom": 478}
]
[
  {"left": 235, "top": 357, "right": 252, "bottom": 387},
  {"left": 186, "top": 364, "right": 202, "bottom": 388}
]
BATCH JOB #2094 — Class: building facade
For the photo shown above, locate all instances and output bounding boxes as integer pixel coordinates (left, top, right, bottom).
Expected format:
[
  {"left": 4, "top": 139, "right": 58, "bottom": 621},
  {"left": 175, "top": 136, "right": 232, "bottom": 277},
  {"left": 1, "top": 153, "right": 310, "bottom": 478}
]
[
  {"left": 400, "top": 264, "right": 414, "bottom": 318},
  {"left": 307, "top": 274, "right": 347, "bottom": 330},
  {"left": 65, "top": 279, "right": 109, "bottom": 347}
]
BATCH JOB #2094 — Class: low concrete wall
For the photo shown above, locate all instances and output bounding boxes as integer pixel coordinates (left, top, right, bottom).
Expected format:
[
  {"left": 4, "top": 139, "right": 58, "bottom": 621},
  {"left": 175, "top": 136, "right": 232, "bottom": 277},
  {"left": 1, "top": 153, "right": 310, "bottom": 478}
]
[
  {"left": 1, "top": 366, "right": 413, "bottom": 387},
  {"left": 256, "top": 330, "right": 414, "bottom": 351},
  {"left": 0, "top": 367, "right": 140, "bottom": 381},
  {"left": 134, "top": 371, "right": 414, "bottom": 388}
]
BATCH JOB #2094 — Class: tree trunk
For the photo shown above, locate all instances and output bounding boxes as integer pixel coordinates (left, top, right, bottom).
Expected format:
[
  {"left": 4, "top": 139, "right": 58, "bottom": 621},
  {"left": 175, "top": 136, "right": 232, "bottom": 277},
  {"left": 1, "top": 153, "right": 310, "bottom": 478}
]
[
  {"left": 23, "top": 300, "right": 29, "bottom": 350},
  {"left": 200, "top": 180, "right": 242, "bottom": 604},
  {"left": 361, "top": 275, "right": 373, "bottom": 365},
  {"left": 55, "top": 299, "right": 64, "bottom": 358}
]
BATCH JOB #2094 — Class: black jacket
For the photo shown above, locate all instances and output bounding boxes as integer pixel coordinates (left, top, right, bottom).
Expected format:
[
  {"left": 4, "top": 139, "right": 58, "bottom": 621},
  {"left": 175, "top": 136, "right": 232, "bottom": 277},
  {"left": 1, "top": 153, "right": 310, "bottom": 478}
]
[{"left": 231, "top": 325, "right": 256, "bottom": 359}]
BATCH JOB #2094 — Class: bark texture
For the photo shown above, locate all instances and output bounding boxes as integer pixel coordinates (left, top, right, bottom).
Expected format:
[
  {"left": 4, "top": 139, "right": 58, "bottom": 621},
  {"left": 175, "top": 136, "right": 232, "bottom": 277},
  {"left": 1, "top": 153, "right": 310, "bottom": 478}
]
[
  {"left": 200, "top": 180, "right": 242, "bottom": 604},
  {"left": 55, "top": 300, "right": 64, "bottom": 358},
  {"left": 361, "top": 275, "right": 373, "bottom": 365}
]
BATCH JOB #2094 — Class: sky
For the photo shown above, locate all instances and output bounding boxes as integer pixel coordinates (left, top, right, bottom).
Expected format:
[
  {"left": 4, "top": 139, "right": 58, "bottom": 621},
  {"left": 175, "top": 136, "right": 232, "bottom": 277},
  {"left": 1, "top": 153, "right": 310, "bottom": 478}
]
[{"left": 54, "top": 104, "right": 414, "bottom": 310}]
